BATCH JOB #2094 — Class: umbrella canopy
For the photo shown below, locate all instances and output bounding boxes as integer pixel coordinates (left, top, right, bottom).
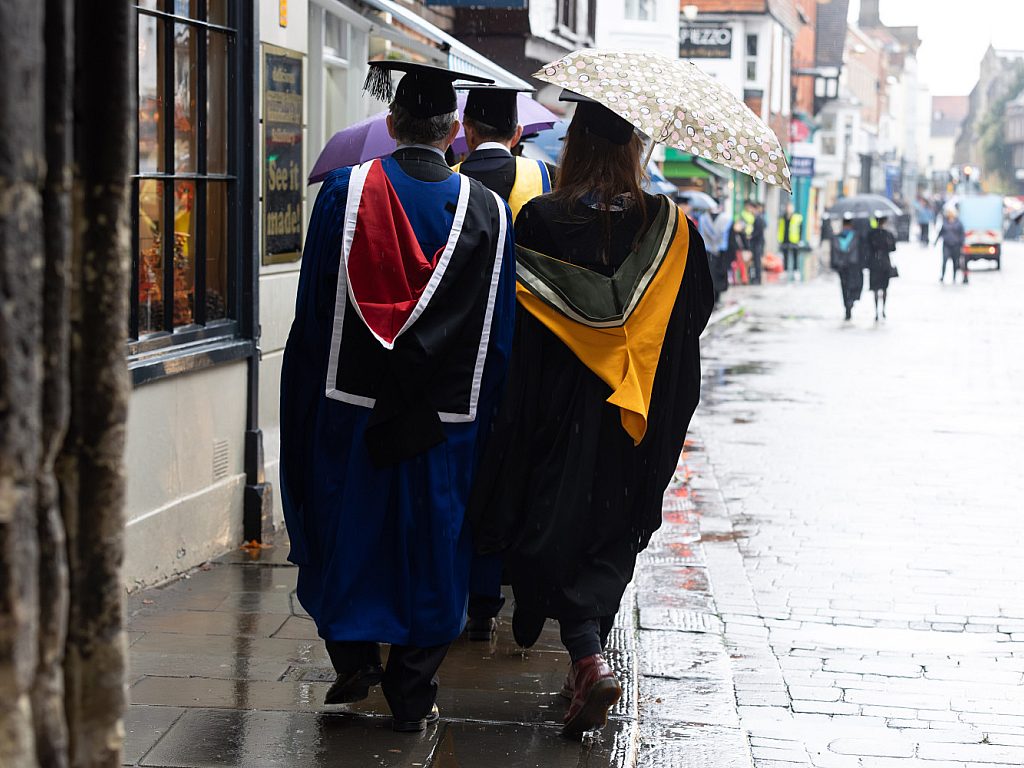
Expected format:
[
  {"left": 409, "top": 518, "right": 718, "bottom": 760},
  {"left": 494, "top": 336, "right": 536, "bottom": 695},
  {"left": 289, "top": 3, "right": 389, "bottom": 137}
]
[
  {"left": 677, "top": 190, "right": 717, "bottom": 210},
  {"left": 308, "top": 111, "right": 393, "bottom": 183},
  {"left": 534, "top": 49, "right": 791, "bottom": 191},
  {"left": 308, "top": 94, "right": 558, "bottom": 182},
  {"left": 826, "top": 194, "right": 902, "bottom": 219}
]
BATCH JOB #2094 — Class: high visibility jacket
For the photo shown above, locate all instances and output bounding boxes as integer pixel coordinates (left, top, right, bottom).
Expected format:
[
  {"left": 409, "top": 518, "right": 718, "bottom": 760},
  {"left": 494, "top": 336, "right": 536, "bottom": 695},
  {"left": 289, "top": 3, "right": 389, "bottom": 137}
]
[
  {"left": 741, "top": 208, "right": 755, "bottom": 237},
  {"left": 452, "top": 156, "right": 550, "bottom": 220},
  {"left": 778, "top": 213, "right": 803, "bottom": 244}
]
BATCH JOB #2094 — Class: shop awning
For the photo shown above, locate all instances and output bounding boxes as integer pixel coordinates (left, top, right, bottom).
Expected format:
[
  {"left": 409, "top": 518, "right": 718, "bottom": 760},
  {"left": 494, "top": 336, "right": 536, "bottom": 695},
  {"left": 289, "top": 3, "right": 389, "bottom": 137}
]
[
  {"left": 663, "top": 149, "right": 731, "bottom": 180},
  {"left": 355, "top": 0, "right": 533, "bottom": 89}
]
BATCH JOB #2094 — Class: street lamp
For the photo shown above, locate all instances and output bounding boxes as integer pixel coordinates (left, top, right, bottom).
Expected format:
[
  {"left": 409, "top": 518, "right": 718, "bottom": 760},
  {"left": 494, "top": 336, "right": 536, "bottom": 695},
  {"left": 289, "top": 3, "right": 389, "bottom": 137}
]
[{"left": 682, "top": 4, "right": 698, "bottom": 22}]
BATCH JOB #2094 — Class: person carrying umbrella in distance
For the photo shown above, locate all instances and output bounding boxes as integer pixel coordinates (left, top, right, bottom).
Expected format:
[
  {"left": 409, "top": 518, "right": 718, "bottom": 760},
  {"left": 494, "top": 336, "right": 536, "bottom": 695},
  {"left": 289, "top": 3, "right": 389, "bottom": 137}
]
[
  {"left": 453, "top": 86, "right": 553, "bottom": 221},
  {"left": 279, "top": 60, "right": 517, "bottom": 733},
  {"left": 830, "top": 212, "right": 865, "bottom": 321},
  {"left": 866, "top": 210, "right": 897, "bottom": 321},
  {"left": 468, "top": 48, "right": 791, "bottom": 739}
]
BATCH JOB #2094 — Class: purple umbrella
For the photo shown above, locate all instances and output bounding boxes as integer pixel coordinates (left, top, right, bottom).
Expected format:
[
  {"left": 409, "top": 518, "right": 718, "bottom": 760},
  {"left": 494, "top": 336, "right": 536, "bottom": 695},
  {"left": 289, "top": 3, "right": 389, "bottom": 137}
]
[{"left": 308, "top": 94, "right": 559, "bottom": 183}]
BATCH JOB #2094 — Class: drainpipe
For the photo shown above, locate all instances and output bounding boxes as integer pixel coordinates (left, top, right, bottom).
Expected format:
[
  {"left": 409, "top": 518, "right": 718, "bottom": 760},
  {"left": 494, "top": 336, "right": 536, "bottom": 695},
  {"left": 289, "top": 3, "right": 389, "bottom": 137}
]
[{"left": 239, "top": 2, "right": 272, "bottom": 542}]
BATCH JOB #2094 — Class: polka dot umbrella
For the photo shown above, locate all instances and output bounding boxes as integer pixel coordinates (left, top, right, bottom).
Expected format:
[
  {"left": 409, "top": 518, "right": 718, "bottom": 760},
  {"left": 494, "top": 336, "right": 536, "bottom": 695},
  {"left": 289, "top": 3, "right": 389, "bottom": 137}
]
[{"left": 535, "top": 49, "right": 792, "bottom": 191}]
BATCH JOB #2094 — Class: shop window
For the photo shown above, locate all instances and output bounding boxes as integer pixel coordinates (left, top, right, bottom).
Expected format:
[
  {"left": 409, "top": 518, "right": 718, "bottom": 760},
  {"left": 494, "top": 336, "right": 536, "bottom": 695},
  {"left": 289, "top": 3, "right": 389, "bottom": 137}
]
[
  {"left": 132, "top": 0, "right": 241, "bottom": 348},
  {"left": 625, "top": 0, "right": 654, "bottom": 21}
]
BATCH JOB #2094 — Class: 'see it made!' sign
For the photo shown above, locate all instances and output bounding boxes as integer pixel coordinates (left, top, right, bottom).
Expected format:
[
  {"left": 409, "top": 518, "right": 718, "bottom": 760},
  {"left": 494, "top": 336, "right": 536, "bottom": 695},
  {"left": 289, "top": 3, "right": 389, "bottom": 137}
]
[
  {"left": 680, "top": 25, "right": 733, "bottom": 59},
  {"left": 263, "top": 45, "right": 303, "bottom": 265}
]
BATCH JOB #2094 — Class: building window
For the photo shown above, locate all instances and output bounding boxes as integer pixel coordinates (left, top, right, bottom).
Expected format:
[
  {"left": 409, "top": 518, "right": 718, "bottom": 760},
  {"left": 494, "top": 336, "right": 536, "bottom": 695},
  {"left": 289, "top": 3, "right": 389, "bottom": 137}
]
[
  {"left": 746, "top": 33, "right": 758, "bottom": 81},
  {"left": 557, "top": 0, "right": 578, "bottom": 32},
  {"left": 133, "top": 0, "right": 240, "bottom": 348},
  {"left": 625, "top": 0, "right": 654, "bottom": 21}
]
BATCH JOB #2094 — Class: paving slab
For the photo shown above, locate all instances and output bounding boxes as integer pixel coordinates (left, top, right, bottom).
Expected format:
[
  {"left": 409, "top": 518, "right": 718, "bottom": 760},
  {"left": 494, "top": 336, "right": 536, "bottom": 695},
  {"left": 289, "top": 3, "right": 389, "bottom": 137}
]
[{"left": 692, "top": 240, "right": 1024, "bottom": 768}]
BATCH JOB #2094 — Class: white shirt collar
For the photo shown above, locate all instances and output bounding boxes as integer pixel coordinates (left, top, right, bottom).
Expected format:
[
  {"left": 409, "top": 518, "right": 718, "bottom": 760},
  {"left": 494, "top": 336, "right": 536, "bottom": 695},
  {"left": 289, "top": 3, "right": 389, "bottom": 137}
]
[
  {"left": 395, "top": 143, "right": 446, "bottom": 159},
  {"left": 475, "top": 142, "right": 513, "bottom": 155}
]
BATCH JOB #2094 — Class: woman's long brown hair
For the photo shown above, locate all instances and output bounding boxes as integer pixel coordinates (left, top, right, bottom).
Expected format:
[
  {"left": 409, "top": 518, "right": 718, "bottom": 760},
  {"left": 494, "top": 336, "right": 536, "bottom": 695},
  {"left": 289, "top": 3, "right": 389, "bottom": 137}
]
[{"left": 551, "top": 114, "right": 648, "bottom": 261}]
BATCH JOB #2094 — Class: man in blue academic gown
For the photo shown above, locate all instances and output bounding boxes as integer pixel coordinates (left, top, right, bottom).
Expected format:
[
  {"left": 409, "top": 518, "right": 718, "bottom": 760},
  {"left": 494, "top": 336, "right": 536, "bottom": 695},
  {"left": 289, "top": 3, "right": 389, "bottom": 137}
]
[{"left": 279, "top": 60, "right": 516, "bottom": 732}]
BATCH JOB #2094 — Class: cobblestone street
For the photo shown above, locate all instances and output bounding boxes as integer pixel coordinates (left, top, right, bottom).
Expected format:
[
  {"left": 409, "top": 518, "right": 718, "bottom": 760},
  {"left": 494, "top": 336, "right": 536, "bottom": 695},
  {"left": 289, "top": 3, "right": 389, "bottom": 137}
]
[{"left": 693, "top": 239, "right": 1024, "bottom": 767}]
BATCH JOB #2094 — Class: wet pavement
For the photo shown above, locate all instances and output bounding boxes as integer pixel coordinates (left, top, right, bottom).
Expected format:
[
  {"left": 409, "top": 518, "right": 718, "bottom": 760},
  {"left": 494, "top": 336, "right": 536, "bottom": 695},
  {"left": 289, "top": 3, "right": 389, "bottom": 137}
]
[
  {"left": 694, "top": 240, "right": 1024, "bottom": 767},
  {"left": 124, "top": 441, "right": 743, "bottom": 767},
  {"left": 125, "top": 546, "right": 639, "bottom": 767}
]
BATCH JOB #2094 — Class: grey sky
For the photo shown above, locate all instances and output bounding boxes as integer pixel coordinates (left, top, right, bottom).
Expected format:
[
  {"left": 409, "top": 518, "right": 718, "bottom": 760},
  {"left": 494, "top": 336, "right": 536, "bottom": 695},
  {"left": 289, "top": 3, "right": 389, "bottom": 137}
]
[{"left": 848, "top": 0, "right": 1024, "bottom": 96}]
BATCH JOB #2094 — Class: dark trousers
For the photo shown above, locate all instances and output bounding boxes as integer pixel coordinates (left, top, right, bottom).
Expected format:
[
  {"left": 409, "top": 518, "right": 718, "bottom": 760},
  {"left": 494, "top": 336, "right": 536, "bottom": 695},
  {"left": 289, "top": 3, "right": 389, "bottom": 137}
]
[
  {"left": 468, "top": 553, "right": 505, "bottom": 620},
  {"left": 468, "top": 592, "right": 505, "bottom": 620},
  {"left": 750, "top": 244, "right": 764, "bottom": 283},
  {"left": 919, "top": 221, "right": 930, "bottom": 245},
  {"left": 559, "top": 615, "right": 616, "bottom": 663},
  {"left": 941, "top": 246, "right": 959, "bottom": 280},
  {"left": 325, "top": 640, "right": 449, "bottom": 722},
  {"left": 781, "top": 244, "right": 799, "bottom": 272}
]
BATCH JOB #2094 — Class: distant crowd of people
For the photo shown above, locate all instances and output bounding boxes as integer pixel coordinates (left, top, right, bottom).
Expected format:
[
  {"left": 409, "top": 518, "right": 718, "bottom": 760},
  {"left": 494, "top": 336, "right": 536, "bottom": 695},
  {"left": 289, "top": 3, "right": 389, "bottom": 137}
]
[{"left": 689, "top": 198, "right": 806, "bottom": 306}]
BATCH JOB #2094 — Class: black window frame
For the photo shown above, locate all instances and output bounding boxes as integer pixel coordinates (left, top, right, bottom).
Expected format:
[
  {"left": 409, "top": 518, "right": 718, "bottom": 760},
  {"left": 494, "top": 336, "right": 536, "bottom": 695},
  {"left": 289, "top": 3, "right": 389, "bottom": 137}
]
[{"left": 129, "top": 0, "right": 257, "bottom": 385}]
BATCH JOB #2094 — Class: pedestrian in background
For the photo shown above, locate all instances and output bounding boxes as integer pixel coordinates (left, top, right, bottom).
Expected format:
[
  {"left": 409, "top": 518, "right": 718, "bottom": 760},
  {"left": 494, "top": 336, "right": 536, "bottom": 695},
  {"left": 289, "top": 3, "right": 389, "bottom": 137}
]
[
  {"left": 698, "top": 203, "right": 729, "bottom": 305},
  {"left": 866, "top": 210, "right": 897, "bottom": 321},
  {"left": 778, "top": 202, "right": 804, "bottom": 281},
  {"left": 830, "top": 212, "right": 864, "bottom": 321},
  {"left": 726, "top": 218, "right": 749, "bottom": 285},
  {"left": 742, "top": 200, "right": 766, "bottom": 283},
  {"left": 279, "top": 61, "right": 515, "bottom": 733},
  {"left": 469, "top": 91, "right": 714, "bottom": 739},
  {"left": 935, "top": 208, "right": 966, "bottom": 284},
  {"left": 914, "top": 196, "right": 932, "bottom": 247}
]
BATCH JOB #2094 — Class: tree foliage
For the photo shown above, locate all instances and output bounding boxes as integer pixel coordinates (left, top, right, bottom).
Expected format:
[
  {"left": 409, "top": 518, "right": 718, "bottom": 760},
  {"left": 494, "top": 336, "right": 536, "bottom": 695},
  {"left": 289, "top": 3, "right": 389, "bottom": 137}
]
[{"left": 979, "top": 62, "right": 1024, "bottom": 193}]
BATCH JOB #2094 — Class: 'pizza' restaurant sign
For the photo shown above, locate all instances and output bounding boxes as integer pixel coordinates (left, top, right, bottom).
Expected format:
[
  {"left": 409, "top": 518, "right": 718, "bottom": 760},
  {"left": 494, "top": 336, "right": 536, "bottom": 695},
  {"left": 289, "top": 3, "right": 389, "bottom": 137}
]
[{"left": 679, "top": 24, "right": 733, "bottom": 59}]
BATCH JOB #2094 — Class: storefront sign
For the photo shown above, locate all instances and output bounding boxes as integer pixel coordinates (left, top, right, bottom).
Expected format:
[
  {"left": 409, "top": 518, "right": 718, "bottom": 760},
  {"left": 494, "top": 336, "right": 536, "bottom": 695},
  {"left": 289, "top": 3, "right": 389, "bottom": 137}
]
[
  {"left": 263, "top": 45, "right": 303, "bottom": 265},
  {"left": 790, "top": 156, "right": 815, "bottom": 178},
  {"left": 680, "top": 24, "right": 733, "bottom": 59}
]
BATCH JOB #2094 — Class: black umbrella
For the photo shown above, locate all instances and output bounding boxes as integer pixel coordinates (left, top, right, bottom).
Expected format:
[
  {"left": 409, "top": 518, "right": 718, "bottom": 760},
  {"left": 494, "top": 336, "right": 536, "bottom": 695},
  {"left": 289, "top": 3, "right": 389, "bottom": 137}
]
[{"left": 826, "top": 194, "right": 902, "bottom": 219}]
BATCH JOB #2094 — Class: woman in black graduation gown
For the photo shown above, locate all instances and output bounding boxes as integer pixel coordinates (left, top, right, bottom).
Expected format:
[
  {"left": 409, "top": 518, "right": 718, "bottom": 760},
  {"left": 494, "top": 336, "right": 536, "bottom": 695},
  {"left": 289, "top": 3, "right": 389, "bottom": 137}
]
[
  {"left": 866, "top": 211, "right": 897, "bottom": 321},
  {"left": 469, "top": 93, "right": 715, "bottom": 737}
]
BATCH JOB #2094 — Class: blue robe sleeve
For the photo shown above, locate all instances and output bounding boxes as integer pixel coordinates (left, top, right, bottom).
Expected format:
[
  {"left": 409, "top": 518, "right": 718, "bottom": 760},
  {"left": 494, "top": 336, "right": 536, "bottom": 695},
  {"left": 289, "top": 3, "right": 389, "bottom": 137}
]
[{"left": 280, "top": 169, "right": 351, "bottom": 566}]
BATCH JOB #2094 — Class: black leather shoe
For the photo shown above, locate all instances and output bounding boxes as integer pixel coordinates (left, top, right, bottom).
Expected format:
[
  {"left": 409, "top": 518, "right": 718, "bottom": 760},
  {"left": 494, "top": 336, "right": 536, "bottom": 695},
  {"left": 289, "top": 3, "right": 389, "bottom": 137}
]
[
  {"left": 511, "top": 606, "right": 545, "bottom": 649},
  {"left": 392, "top": 704, "right": 440, "bottom": 733},
  {"left": 324, "top": 664, "right": 384, "bottom": 705},
  {"left": 465, "top": 617, "right": 497, "bottom": 641}
]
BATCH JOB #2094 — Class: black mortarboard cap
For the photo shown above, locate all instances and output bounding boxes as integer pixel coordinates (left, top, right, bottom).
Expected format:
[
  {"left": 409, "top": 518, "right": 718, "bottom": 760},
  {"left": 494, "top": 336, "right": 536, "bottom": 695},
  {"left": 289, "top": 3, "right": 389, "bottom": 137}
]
[
  {"left": 559, "top": 89, "right": 635, "bottom": 146},
  {"left": 460, "top": 85, "right": 532, "bottom": 132},
  {"left": 363, "top": 60, "right": 492, "bottom": 119}
]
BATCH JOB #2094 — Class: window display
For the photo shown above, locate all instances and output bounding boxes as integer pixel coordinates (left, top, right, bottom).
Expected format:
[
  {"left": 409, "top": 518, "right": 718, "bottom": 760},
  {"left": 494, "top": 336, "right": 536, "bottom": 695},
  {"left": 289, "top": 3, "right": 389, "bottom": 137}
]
[{"left": 133, "top": 0, "right": 235, "bottom": 341}]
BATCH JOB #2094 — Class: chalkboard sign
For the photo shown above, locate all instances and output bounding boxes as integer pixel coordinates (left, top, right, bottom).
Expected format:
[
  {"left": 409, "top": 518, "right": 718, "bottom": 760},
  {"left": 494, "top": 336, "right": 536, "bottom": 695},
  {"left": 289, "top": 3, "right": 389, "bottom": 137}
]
[{"left": 263, "top": 45, "right": 303, "bottom": 265}]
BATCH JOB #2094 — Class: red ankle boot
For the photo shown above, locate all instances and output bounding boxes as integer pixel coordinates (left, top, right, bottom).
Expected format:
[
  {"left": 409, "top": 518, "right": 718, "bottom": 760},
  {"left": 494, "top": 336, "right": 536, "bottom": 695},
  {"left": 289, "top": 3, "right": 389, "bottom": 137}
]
[{"left": 562, "top": 654, "right": 621, "bottom": 738}]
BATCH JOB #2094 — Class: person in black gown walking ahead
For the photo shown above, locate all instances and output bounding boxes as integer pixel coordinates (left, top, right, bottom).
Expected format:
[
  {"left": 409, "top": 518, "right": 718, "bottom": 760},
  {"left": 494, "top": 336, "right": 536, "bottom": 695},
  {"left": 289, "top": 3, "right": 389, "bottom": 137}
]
[
  {"left": 830, "top": 212, "right": 865, "bottom": 321},
  {"left": 866, "top": 210, "right": 897, "bottom": 321}
]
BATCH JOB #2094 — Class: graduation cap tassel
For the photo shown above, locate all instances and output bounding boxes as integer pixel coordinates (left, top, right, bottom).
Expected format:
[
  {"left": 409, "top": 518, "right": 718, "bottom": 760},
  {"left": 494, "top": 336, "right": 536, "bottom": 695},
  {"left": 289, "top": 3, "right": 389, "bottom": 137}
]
[{"left": 363, "top": 66, "right": 394, "bottom": 103}]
